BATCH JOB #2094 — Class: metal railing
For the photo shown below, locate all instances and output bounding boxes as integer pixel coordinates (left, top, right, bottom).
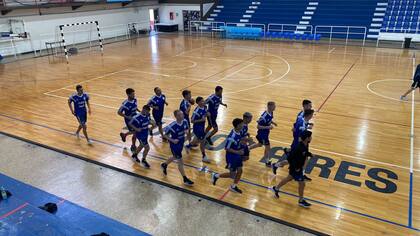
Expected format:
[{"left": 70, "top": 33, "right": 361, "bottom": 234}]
[
  {"left": 268, "top": 23, "right": 313, "bottom": 34},
  {"left": 376, "top": 26, "right": 420, "bottom": 47},
  {"left": 314, "top": 25, "right": 367, "bottom": 46},
  {"left": 189, "top": 20, "right": 226, "bottom": 35}
]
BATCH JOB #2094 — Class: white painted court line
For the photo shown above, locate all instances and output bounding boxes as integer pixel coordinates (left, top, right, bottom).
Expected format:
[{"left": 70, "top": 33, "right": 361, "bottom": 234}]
[
  {"left": 45, "top": 69, "right": 129, "bottom": 95},
  {"left": 410, "top": 56, "right": 416, "bottom": 174},
  {"left": 155, "top": 60, "right": 198, "bottom": 71},
  {"left": 178, "top": 55, "right": 244, "bottom": 62},
  {"left": 44, "top": 93, "right": 120, "bottom": 110},
  {"left": 217, "top": 62, "right": 256, "bottom": 82},
  {"left": 367, "top": 79, "right": 420, "bottom": 104},
  {"left": 61, "top": 88, "right": 125, "bottom": 100},
  {"left": 124, "top": 69, "right": 171, "bottom": 77},
  {"left": 224, "top": 53, "right": 290, "bottom": 95},
  {"left": 328, "top": 47, "right": 336, "bottom": 54}
]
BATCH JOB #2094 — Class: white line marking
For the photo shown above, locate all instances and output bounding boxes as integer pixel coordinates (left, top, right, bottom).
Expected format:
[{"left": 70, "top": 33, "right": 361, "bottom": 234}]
[
  {"left": 224, "top": 53, "right": 291, "bottom": 95},
  {"left": 178, "top": 55, "right": 243, "bottom": 62},
  {"left": 156, "top": 60, "right": 197, "bottom": 71},
  {"left": 410, "top": 56, "right": 415, "bottom": 173},
  {"left": 367, "top": 79, "right": 420, "bottom": 103},
  {"left": 217, "top": 63, "right": 255, "bottom": 82},
  {"left": 124, "top": 69, "right": 170, "bottom": 77},
  {"left": 44, "top": 93, "right": 119, "bottom": 109},
  {"left": 45, "top": 69, "right": 128, "bottom": 94},
  {"left": 61, "top": 88, "right": 125, "bottom": 100},
  {"left": 328, "top": 47, "right": 336, "bottom": 54}
]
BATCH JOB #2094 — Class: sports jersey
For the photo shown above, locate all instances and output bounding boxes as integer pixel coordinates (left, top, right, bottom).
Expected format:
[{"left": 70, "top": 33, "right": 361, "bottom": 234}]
[
  {"left": 119, "top": 98, "right": 138, "bottom": 121},
  {"left": 69, "top": 93, "right": 89, "bottom": 115},
  {"left": 256, "top": 111, "right": 273, "bottom": 137},
  {"left": 206, "top": 94, "right": 222, "bottom": 116},
  {"left": 240, "top": 124, "right": 249, "bottom": 138},
  {"left": 225, "top": 129, "right": 243, "bottom": 158},
  {"left": 129, "top": 113, "right": 150, "bottom": 138},
  {"left": 180, "top": 99, "right": 191, "bottom": 117},
  {"left": 165, "top": 119, "right": 189, "bottom": 148},
  {"left": 148, "top": 95, "right": 166, "bottom": 113}
]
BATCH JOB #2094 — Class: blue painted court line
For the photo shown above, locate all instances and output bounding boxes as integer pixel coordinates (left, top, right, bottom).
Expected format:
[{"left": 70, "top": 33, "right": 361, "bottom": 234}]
[
  {"left": 408, "top": 172, "right": 414, "bottom": 228},
  {"left": 0, "top": 112, "right": 419, "bottom": 232},
  {"left": 0, "top": 172, "right": 150, "bottom": 236}
]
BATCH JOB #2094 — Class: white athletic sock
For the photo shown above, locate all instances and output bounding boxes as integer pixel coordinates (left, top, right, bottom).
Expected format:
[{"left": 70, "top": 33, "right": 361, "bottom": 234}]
[
  {"left": 231, "top": 184, "right": 237, "bottom": 188},
  {"left": 215, "top": 173, "right": 220, "bottom": 178}
]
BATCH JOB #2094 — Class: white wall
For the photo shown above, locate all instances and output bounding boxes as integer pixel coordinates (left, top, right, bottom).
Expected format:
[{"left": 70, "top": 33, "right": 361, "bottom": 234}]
[
  {"left": 158, "top": 4, "right": 200, "bottom": 31},
  {"left": 0, "top": 2, "right": 159, "bottom": 56}
]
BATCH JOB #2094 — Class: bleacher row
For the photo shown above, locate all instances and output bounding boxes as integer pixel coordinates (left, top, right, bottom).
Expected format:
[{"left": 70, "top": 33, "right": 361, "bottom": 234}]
[
  {"left": 207, "top": 0, "right": 420, "bottom": 41},
  {"left": 382, "top": 0, "right": 420, "bottom": 33}
]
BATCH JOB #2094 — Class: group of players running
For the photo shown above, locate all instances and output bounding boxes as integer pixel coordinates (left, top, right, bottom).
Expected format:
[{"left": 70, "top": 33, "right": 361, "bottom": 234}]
[{"left": 69, "top": 85, "right": 316, "bottom": 208}]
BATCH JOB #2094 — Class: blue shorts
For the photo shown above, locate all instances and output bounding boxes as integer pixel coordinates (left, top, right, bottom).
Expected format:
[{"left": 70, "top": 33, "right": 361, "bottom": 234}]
[
  {"left": 226, "top": 154, "right": 243, "bottom": 172},
  {"left": 136, "top": 133, "right": 149, "bottom": 146},
  {"left": 75, "top": 112, "right": 87, "bottom": 125},
  {"left": 170, "top": 144, "right": 184, "bottom": 159},
  {"left": 125, "top": 118, "right": 135, "bottom": 132},
  {"left": 153, "top": 111, "right": 163, "bottom": 126},
  {"left": 291, "top": 137, "right": 299, "bottom": 150},
  {"left": 289, "top": 169, "right": 304, "bottom": 182},
  {"left": 256, "top": 133, "right": 270, "bottom": 146},
  {"left": 185, "top": 116, "right": 191, "bottom": 128},
  {"left": 207, "top": 114, "right": 218, "bottom": 128},
  {"left": 193, "top": 126, "right": 206, "bottom": 140}
]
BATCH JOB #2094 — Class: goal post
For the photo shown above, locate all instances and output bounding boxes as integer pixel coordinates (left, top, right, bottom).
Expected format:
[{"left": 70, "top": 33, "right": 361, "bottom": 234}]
[{"left": 59, "top": 21, "right": 104, "bottom": 62}]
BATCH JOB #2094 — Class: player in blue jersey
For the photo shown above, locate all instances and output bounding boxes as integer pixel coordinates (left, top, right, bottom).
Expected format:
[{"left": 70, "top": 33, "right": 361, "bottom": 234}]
[
  {"left": 148, "top": 87, "right": 168, "bottom": 141},
  {"left": 118, "top": 88, "right": 139, "bottom": 152},
  {"left": 180, "top": 90, "right": 195, "bottom": 144},
  {"left": 272, "top": 130, "right": 313, "bottom": 208},
  {"left": 273, "top": 109, "right": 314, "bottom": 177},
  {"left": 211, "top": 118, "right": 245, "bottom": 193},
  {"left": 401, "top": 64, "right": 420, "bottom": 100},
  {"left": 205, "top": 86, "right": 227, "bottom": 145},
  {"left": 186, "top": 97, "right": 211, "bottom": 163},
  {"left": 68, "top": 85, "right": 92, "bottom": 144},
  {"left": 249, "top": 101, "right": 277, "bottom": 167},
  {"left": 129, "top": 105, "right": 155, "bottom": 168},
  {"left": 160, "top": 110, "right": 194, "bottom": 186},
  {"left": 240, "top": 112, "right": 253, "bottom": 162},
  {"left": 295, "top": 100, "right": 313, "bottom": 122}
]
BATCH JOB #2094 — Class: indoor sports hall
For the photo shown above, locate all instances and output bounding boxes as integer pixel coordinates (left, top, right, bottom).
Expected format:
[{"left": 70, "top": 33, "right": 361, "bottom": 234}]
[{"left": 0, "top": 0, "right": 419, "bottom": 235}]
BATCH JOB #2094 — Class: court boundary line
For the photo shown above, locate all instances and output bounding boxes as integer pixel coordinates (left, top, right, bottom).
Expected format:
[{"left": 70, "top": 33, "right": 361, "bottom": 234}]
[
  {"left": 180, "top": 55, "right": 259, "bottom": 90},
  {"left": 408, "top": 54, "right": 416, "bottom": 227},
  {"left": 0, "top": 119, "right": 419, "bottom": 234},
  {"left": 367, "top": 79, "right": 420, "bottom": 103}
]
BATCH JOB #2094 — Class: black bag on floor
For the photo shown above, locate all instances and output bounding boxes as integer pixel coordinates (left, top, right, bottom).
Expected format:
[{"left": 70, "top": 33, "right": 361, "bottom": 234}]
[
  {"left": 0, "top": 190, "right": 12, "bottom": 201},
  {"left": 91, "top": 233, "right": 110, "bottom": 236},
  {"left": 39, "top": 202, "right": 58, "bottom": 214}
]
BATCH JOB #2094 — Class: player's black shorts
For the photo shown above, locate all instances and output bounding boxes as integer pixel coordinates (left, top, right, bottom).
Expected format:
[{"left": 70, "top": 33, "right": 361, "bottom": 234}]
[
  {"left": 289, "top": 169, "right": 304, "bottom": 182},
  {"left": 412, "top": 80, "right": 419, "bottom": 88}
]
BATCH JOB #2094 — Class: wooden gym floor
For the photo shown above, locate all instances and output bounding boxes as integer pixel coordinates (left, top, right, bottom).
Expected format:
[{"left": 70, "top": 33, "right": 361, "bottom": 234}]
[{"left": 0, "top": 34, "right": 419, "bottom": 235}]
